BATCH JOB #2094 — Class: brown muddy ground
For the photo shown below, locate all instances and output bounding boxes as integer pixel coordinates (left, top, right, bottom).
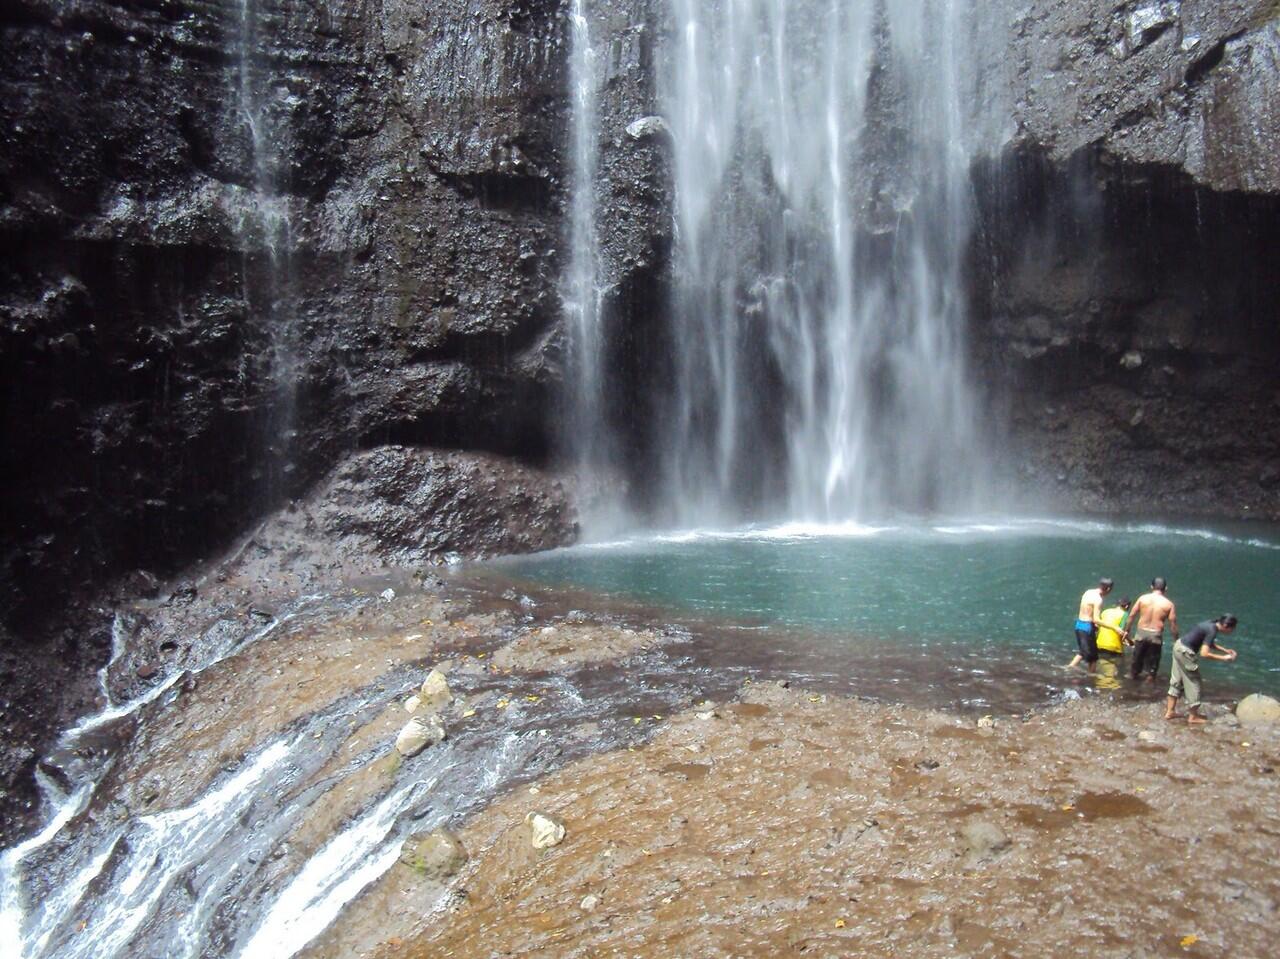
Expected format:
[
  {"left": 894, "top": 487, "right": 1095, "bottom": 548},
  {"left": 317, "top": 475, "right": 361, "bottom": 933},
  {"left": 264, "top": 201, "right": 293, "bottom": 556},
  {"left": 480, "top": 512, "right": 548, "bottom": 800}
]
[{"left": 313, "top": 684, "right": 1280, "bottom": 959}]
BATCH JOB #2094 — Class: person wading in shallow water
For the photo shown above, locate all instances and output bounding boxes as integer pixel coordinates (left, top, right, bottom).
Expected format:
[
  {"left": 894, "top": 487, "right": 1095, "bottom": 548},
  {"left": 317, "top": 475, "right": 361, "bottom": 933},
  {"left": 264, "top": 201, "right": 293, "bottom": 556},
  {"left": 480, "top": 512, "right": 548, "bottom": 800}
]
[
  {"left": 1124, "top": 577, "right": 1178, "bottom": 681},
  {"left": 1093, "top": 595, "right": 1132, "bottom": 688},
  {"left": 1064, "top": 577, "right": 1113, "bottom": 673},
  {"left": 1166, "top": 615, "right": 1239, "bottom": 725}
]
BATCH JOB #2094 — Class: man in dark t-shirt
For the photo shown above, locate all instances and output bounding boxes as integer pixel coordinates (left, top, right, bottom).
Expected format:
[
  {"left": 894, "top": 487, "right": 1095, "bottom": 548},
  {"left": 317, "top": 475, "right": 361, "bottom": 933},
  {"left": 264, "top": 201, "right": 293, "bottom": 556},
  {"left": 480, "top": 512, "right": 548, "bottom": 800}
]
[{"left": 1165, "top": 615, "right": 1239, "bottom": 725}]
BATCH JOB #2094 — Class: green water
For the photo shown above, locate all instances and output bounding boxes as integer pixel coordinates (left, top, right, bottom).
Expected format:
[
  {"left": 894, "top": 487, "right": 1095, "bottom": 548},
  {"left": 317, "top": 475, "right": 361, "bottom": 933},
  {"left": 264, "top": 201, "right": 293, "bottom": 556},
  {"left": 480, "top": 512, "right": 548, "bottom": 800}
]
[{"left": 491, "top": 518, "right": 1280, "bottom": 706}]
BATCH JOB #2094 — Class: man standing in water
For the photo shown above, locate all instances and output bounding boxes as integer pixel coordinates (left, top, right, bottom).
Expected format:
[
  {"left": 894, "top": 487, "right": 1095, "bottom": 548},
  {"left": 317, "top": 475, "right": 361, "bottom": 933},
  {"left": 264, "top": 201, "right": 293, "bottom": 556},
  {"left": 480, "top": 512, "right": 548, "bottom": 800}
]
[
  {"left": 1166, "top": 615, "right": 1238, "bottom": 725},
  {"left": 1065, "top": 577, "right": 1113, "bottom": 672},
  {"left": 1124, "top": 577, "right": 1178, "bottom": 681}
]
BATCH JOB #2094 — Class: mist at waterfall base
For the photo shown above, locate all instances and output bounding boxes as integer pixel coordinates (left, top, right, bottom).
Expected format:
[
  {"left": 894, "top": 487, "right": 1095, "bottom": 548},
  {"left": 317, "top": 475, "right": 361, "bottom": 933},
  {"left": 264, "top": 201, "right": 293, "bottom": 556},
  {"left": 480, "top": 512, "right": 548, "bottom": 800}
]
[{"left": 495, "top": 518, "right": 1280, "bottom": 703}]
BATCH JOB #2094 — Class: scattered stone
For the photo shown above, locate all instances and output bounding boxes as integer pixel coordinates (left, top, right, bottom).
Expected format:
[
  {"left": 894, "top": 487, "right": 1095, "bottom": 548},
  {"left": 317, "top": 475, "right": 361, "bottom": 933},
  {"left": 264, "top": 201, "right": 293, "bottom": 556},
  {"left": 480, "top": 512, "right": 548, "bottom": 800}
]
[
  {"left": 137, "top": 664, "right": 158, "bottom": 680},
  {"left": 626, "top": 115, "right": 670, "bottom": 141},
  {"left": 399, "top": 829, "right": 467, "bottom": 882},
  {"left": 977, "top": 715, "right": 996, "bottom": 729},
  {"left": 1120, "top": 350, "right": 1144, "bottom": 370},
  {"left": 1137, "top": 730, "right": 1159, "bottom": 742},
  {"left": 960, "top": 819, "right": 1010, "bottom": 866},
  {"left": 580, "top": 893, "right": 600, "bottom": 912},
  {"left": 380, "top": 588, "right": 396, "bottom": 601},
  {"left": 1236, "top": 694, "right": 1280, "bottom": 725},
  {"left": 396, "top": 715, "right": 446, "bottom": 758},
  {"left": 1124, "top": 4, "right": 1179, "bottom": 55},
  {"left": 403, "top": 695, "right": 422, "bottom": 714},
  {"left": 416, "top": 669, "right": 453, "bottom": 715},
  {"left": 526, "top": 811, "right": 566, "bottom": 849}
]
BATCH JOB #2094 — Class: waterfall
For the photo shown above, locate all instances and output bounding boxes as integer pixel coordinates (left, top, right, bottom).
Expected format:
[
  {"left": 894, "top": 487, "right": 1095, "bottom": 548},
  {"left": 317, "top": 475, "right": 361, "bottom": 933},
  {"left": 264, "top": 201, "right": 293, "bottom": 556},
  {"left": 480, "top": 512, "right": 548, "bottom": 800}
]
[
  {"left": 658, "top": 0, "right": 1002, "bottom": 522},
  {"left": 567, "top": 0, "right": 1010, "bottom": 528},
  {"left": 235, "top": 0, "right": 298, "bottom": 498},
  {"left": 564, "top": 0, "right": 615, "bottom": 509}
]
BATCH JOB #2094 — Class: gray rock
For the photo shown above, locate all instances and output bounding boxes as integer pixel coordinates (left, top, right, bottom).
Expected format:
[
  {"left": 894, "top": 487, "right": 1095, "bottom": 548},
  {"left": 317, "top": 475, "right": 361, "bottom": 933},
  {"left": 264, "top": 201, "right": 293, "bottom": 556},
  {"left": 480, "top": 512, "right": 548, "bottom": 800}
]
[
  {"left": 1236, "top": 694, "right": 1280, "bottom": 725},
  {"left": 960, "top": 819, "right": 1010, "bottom": 865},
  {"left": 626, "top": 115, "right": 670, "bottom": 141},
  {"left": 395, "top": 715, "right": 446, "bottom": 758},
  {"left": 399, "top": 829, "right": 467, "bottom": 882}
]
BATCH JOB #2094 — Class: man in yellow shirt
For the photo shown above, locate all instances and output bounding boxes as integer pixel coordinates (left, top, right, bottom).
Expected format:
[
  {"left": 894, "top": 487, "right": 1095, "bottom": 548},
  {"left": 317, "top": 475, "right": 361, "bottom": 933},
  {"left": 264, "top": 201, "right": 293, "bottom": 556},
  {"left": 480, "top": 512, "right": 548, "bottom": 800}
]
[{"left": 1093, "top": 596, "right": 1132, "bottom": 688}]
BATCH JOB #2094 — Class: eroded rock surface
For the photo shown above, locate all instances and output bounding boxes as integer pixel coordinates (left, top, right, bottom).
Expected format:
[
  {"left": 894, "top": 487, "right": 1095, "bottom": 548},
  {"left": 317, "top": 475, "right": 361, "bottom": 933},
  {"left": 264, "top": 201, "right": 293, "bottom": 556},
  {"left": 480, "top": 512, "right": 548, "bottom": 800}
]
[{"left": 301, "top": 685, "right": 1280, "bottom": 958}]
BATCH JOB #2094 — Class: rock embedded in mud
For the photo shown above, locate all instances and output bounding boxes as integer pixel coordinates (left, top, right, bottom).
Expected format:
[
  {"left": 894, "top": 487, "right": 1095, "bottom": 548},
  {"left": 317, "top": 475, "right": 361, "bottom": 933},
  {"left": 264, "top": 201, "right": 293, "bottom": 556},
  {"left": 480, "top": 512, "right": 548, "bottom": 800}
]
[
  {"left": 403, "top": 695, "right": 422, "bottom": 714},
  {"left": 399, "top": 829, "right": 467, "bottom": 882},
  {"left": 396, "top": 715, "right": 446, "bottom": 758},
  {"left": 959, "top": 819, "right": 1010, "bottom": 867},
  {"left": 526, "top": 811, "right": 566, "bottom": 849},
  {"left": 1236, "top": 694, "right": 1280, "bottom": 725},
  {"left": 580, "top": 893, "right": 600, "bottom": 912}
]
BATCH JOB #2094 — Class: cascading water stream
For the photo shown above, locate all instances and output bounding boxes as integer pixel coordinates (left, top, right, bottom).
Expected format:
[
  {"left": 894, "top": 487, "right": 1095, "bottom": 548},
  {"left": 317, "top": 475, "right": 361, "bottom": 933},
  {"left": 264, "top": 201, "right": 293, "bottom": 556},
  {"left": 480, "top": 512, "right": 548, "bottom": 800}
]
[
  {"left": 236, "top": 0, "right": 299, "bottom": 498},
  {"left": 0, "top": 581, "right": 733, "bottom": 959},
  {"left": 564, "top": 0, "right": 616, "bottom": 512}
]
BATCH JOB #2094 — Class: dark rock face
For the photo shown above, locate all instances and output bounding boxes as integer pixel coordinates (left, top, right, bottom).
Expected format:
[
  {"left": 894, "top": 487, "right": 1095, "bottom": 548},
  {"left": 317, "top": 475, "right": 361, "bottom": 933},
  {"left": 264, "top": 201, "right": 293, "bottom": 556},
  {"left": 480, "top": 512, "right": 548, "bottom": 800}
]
[
  {"left": 274, "top": 445, "right": 578, "bottom": 567},
  {"left": 0, "top": 0, "right": 674, "bottom": 841},
  {"left": 1008, "top": 0, "right": 1280, "bottom": 194},
  {"left": 972, "top": 1, "right": 1280, "bottom": 519},
  {"left": 0, "top": 0, "right": 575, "bottom": 628}
]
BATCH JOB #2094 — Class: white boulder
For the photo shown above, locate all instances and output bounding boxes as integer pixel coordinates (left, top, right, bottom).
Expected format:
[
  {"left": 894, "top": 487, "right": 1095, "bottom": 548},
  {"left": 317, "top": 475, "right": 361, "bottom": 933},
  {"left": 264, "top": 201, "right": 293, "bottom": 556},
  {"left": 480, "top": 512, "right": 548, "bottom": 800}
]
[
  {"left": 417, "top": 668, "right": 453, "bottom": 714},
  {"left": 526, "top": 811, "right": 566, "bottom": 849},
  {"left": 396, "top": 714, "right": 446, "bottom": 757}
]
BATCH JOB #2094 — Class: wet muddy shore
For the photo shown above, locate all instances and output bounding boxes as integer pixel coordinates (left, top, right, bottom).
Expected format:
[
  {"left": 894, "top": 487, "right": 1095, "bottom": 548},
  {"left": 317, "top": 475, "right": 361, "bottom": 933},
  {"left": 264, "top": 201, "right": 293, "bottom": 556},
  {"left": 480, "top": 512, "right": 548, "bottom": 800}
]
[
  {"left": 324, "top": 685, "right": 1280, "bottom": 959},
  {"left": 4, "top": 561, "right": 1278, "bottom": 958}
]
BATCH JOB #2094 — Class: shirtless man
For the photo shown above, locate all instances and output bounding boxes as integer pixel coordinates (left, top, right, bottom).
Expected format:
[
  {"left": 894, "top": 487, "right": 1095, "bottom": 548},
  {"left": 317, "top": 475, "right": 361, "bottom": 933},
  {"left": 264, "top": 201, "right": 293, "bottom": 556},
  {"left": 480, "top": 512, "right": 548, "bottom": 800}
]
[
  {"left": 1064, "top": 577, "right": 1113, "bottom": 672},
  {"left": 1124, "top": 577, "right": 1178, "bottom": 681}
]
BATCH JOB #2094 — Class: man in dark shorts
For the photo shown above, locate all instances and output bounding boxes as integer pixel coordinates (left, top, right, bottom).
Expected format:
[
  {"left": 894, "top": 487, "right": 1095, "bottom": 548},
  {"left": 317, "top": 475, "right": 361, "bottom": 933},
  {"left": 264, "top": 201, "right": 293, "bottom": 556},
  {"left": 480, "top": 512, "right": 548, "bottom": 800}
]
[
  {"left": 1166, "top": 615, "right": 1239, "bottom": 725},
  {"left": 1124, "top": 577, "right": 1178, "bottom": 681},
  {"left": 1064, "top": 577, "right": 1113, "bottom": 672}
]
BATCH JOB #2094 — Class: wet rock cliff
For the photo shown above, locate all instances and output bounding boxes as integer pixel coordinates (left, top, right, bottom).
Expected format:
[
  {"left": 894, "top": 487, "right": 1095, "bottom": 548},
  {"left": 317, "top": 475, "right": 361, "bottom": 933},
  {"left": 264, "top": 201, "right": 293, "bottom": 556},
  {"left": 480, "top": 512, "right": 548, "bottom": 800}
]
[
  {"left": 972, "top": 0, "right": 1280, "bottom": 519},
  {"left": 0, "top": 0, "right": 663, "bottom": 839},
  {"left": 0, "top": 0, "right": 1276, "bottom": 837}
]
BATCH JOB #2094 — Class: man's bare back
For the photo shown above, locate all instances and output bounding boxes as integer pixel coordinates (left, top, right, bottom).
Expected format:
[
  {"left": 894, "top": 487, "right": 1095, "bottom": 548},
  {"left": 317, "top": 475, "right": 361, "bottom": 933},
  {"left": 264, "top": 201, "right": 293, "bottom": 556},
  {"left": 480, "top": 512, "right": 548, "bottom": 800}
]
[
  {"left": 1131, "top": 591, "right": 1177, "bottom": 637},
  {"left": 1077, "top": 588, "right": 1104, "bottom": 624}
]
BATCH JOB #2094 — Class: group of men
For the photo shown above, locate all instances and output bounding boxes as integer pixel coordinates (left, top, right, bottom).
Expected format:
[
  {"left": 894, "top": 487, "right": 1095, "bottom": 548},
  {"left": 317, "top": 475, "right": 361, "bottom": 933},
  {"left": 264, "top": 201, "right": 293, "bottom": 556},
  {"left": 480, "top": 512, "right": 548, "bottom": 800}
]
[{"left": 1066, "top": 576, "right": 1239, "bottom": 725}]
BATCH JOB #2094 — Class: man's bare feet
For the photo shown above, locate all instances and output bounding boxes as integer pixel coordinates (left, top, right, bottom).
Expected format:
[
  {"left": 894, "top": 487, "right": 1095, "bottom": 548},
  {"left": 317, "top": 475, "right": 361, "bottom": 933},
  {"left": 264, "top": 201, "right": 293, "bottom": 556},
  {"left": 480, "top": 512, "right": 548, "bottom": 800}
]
[
  {"left": 1187, "top": 714, "right": 1207, "bottom": 726},
  {"left": 1164, "top": 712, "right": 1178, "bottom": 721}
]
